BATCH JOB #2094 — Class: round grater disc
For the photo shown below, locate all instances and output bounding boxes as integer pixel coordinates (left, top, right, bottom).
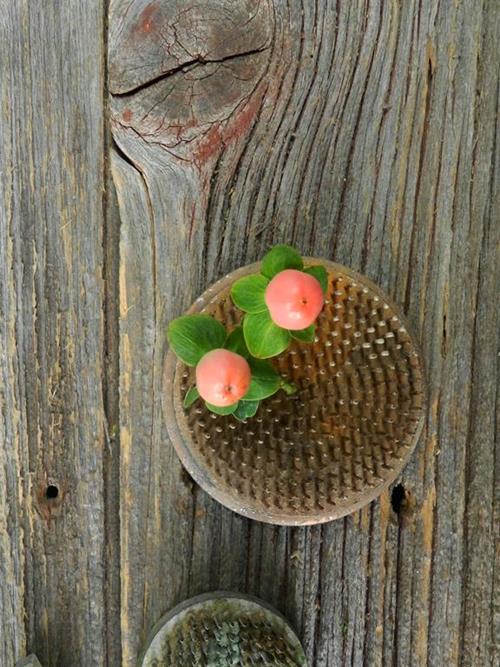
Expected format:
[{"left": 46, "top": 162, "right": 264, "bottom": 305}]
[
  {"left": 163, "top": 260, "right": 426, "bottom": 525},
  {"left": 139, "top": 592, "right": 307, "bottom": 666}
]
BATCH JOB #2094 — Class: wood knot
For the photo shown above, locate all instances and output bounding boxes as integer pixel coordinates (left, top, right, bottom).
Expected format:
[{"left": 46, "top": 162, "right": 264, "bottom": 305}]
[{"left": 109, "top": 0, "right": 274, "bottom": 165}]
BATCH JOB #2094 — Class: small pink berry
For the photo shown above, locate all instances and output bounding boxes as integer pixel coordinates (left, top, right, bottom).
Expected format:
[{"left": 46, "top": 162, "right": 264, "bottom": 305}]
[
  {"left": 196, "top": 349, "right": 251, "bottom": 407},
  {"left": 265, "top": 269, "right": 324, "bottom": 330}
]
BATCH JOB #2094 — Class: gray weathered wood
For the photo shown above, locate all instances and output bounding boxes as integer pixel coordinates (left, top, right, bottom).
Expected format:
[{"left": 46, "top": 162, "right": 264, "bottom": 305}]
[
  {"left": 1, "top": 0, "right": 498, "bottom": 665},
  {"left": 110, "top": 0, "right": 499, "bottom": 665},
  {"left": 0, "top": 2, "right": 108, "bottom": 665}
]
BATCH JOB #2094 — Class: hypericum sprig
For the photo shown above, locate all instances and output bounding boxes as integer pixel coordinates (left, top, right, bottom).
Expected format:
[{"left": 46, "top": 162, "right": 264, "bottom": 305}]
[
  {"left": 167, "top": 315, "right": 295, "bottom": 421},
  {"left": 230, "top": 245, "right": 328, "bottom": 358},
  {"left": 167, "top": 245, "right": 327, "bottom": 421}
]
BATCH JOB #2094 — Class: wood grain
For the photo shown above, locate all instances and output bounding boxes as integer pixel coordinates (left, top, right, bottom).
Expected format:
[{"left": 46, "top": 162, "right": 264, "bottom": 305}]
[
  {"left": 1, "top": 0, "right": 498, "bottom": 665},
  {"left": 110, "top": 1, "right": 499, "bottom": 665},
  {"left": 0, "top": 2, "right": 108, "bottom": 666}
]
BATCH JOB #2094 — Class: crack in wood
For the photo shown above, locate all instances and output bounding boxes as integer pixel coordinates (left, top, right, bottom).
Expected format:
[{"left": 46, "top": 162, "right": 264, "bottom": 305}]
[{"left": 111, "top": 45, "right": 271, "bottom": 97}]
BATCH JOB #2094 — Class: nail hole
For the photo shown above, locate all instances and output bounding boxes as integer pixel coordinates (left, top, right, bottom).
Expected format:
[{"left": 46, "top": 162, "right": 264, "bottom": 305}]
[
  {"left": 45, "top": 485, "right": 59, "bottom": 500},
  {"left": 391, "top": 483, "right": 405, "bottom": 513}
]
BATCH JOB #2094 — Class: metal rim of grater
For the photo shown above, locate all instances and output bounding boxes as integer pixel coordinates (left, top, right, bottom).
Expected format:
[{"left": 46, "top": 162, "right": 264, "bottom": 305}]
[{"left": 138, "top": 591, "right": 307, "bottom": 666}]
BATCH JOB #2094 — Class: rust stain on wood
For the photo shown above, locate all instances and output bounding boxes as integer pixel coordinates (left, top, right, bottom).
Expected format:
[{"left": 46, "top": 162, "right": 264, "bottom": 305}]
[
  {"left": 136, "top": 3, "right": 159, "bottom": 35},
  {"left": 192, "top": 91, "right": 265, "bottom": 167},
  {"left": 192, "top": 123, "right": 223, "bottom": 166}
]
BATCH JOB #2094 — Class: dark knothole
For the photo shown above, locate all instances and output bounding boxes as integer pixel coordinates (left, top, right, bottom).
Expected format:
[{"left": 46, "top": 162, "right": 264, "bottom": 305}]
[
  {"left": 391, "top": 483, "right": 406, "bottom": 514},
  {"left": 45, "top": 485, "right": 59, "bottom": 500}
]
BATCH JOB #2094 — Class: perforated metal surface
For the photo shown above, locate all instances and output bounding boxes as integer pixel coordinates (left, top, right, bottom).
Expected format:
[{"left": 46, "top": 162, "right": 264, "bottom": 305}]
[
  {"left": 140, "top": 592, "right": 306, "bottom": 667},
  {"left": 163, "top": 260, "right": 426, "bottom": 525}
]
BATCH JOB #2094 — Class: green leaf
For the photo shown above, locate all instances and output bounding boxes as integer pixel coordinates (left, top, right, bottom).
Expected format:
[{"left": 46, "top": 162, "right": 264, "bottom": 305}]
[
  {"left": 224, "top": 326, "right": 250, "bottom": 359},
  {"left": 233, "top": 400, "right": 260, "bottom": 421},
  {"left": 261, "top": 244, "right": 304, "bottom": 279},
  {"left": 167, "top": 314, "right": 226, "bottom": 366},
  {"left": 243, "top": 358, "right": 281, "bottom": 400},
  {"left": 243, "top": 310, "right": 291, "bottom": 359},
  {"left": 291, "top": 324, "right": 316, "bottom": 343},
  {"left": 183, "top": 386, "right": 200, "bottom": 408},
  {"left": 205, "top": 401, "right": 239, "bottom": 415},
  {"left": 230, "top": 274, "right": 269, "bottom": 313},
  {"left": 304, "top": 265, "right": 328, "bottom": 294}
]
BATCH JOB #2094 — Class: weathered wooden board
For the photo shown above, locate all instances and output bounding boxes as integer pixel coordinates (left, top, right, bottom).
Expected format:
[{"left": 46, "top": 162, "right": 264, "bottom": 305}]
[
  {"left": 1, "top": 0, "right": 498, "bottom": 665},
  {"left": 0, "top": 2, "right": 109, "bottom": 666},
  {"left": 109, "top": 1, "right": 499, "bottom": 666}
]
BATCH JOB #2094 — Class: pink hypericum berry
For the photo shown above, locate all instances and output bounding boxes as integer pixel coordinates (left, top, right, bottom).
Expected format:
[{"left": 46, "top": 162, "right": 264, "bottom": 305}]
[
  {"left": 196, "top": 348, "right": 251, "bottom": 406},
  {"left": 265, "top": 269, "right": 324, "bottom": 330}
]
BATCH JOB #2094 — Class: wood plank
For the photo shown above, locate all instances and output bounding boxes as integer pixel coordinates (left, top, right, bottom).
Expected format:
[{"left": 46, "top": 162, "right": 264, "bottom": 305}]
[
  {"left": 109, "top": 0, "right": 499, "bottom": 665},
  {"left": 0, "top": 2, "right": 109, "bottom": 665}
]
